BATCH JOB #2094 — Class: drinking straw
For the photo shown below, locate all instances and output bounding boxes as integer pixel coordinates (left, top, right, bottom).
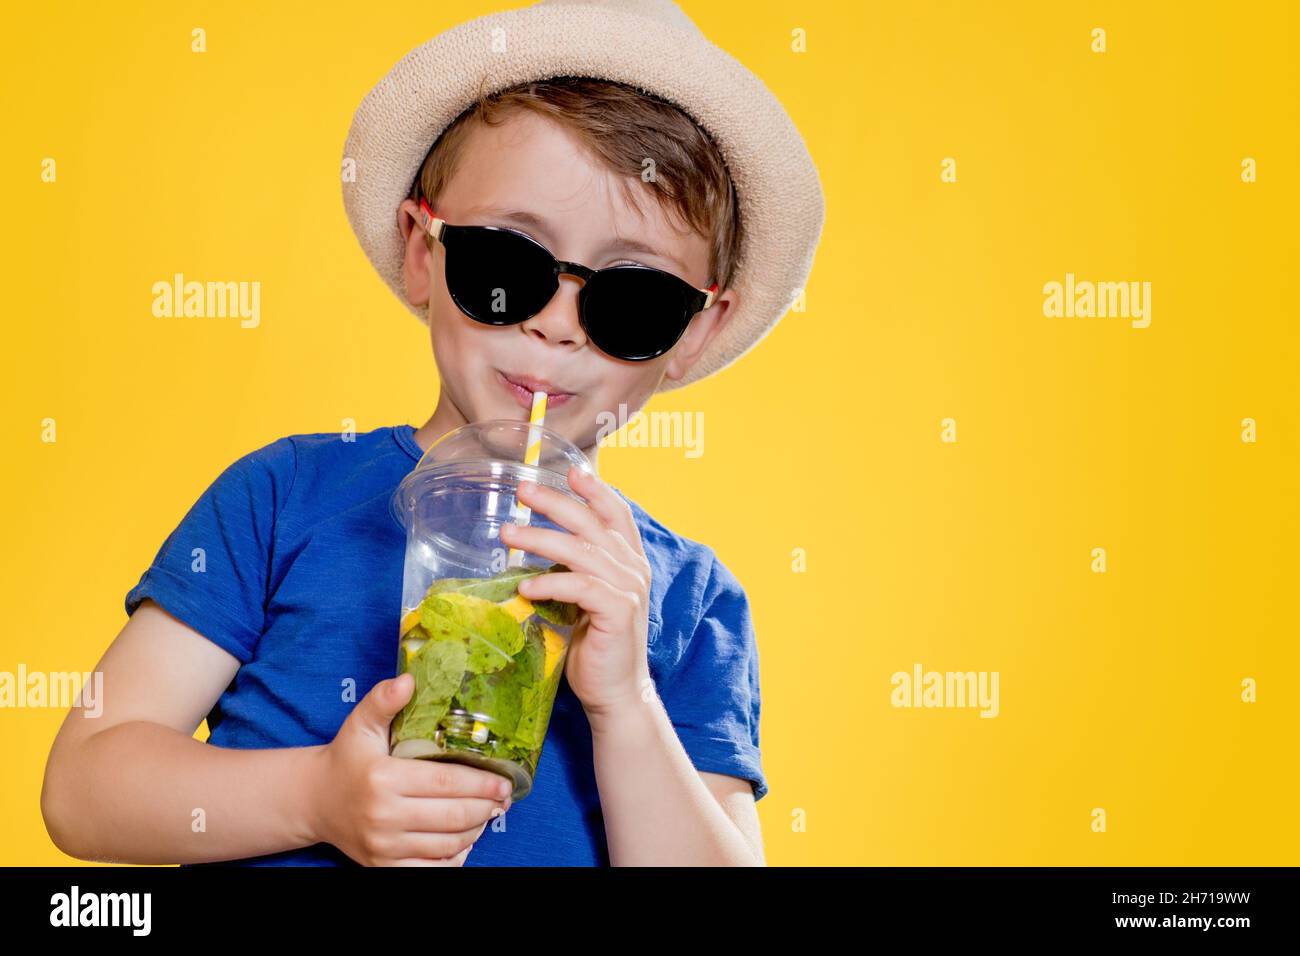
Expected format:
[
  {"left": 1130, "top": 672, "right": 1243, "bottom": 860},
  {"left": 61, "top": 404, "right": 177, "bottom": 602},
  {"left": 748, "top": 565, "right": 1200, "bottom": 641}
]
[
  {"left": 505, "top": 389, "right": 548, "bottom": 568},
  {"left": 468, "top": 392, "right": 549, "bottom": 748}
]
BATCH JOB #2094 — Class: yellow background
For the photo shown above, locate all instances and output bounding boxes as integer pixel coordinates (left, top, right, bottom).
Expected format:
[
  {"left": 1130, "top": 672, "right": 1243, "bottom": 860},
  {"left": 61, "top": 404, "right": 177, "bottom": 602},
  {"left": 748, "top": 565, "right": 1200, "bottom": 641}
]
[{"left": 2, "top": 1, "right": 1296, "bottom": 865}]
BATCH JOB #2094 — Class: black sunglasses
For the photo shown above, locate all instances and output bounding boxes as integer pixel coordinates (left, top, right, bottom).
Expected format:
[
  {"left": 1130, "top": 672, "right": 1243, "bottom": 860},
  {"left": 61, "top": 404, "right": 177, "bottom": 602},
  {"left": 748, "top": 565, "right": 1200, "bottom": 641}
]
[{"left": 417, "top": 196, "right": 718, "bottom": 362}]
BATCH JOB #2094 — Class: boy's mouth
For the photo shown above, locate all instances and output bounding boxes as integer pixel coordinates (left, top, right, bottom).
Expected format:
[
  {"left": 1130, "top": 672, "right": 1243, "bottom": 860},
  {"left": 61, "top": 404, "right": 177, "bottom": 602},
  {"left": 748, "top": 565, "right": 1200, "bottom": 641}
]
[{"left": 497, "top": 370, "right": 576, "bottom": 409}]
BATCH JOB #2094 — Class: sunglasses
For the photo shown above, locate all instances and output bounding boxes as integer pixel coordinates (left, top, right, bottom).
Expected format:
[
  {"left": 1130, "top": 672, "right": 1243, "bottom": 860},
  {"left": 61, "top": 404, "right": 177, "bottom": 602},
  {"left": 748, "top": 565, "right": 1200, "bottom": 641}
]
[{"left": 417, "top": 196, "right": 718, "bottom": 362}]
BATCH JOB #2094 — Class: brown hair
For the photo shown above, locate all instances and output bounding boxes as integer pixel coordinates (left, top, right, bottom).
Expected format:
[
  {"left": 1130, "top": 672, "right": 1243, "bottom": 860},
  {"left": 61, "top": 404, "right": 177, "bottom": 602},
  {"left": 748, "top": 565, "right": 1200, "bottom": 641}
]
[{"left": 408, "top": 75, "right": 741, "bottom": 290}]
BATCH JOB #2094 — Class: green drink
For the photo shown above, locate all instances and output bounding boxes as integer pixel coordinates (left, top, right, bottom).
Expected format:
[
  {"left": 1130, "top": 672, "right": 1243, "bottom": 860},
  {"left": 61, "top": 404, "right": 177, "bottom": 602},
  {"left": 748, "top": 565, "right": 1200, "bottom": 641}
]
[
  {"left": 388, "top": 419, "right": 595, "bottom": 802},
  {"left": 388, "top": 562, "right": 581, "bottom": 799}
]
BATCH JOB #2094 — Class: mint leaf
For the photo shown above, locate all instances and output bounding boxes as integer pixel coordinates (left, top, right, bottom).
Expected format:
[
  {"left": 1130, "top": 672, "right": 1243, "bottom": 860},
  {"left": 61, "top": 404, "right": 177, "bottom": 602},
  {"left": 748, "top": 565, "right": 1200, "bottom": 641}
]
[
  {"left": 419, "top": 592, "right": 526, "bottom": 674},
  {"left": 533, "top": 564, "right": 581, "bottom": 626},
  {"left": 455, "top": 667, "right": 523, "bottom": 740},
  {"left": 419, "top": 638, "right": 469, "bottom": 700},
  {"left": 513, "top": 618, "right": 546, "bottom": 683},
  {"left": 533, "top": 598, "right": 580, "bottom": 626},
  {"left": 394, "top": 689, "right": 450, "bottom": 743},
  {"left": 508, "top": 619, "right": 563, "bottom": 752},
  {"left": 392, "top": 640, "right": 468, "bottom": 746},
  {"left": 425, "top": 566, "right": 546, "bottom": 603}
]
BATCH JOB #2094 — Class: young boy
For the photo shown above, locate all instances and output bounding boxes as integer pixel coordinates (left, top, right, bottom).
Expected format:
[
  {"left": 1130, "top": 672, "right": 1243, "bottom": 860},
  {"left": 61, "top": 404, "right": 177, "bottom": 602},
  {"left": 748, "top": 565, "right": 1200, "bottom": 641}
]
[{"left": 41, "top": 0, "right": 823, "bottom": 866}]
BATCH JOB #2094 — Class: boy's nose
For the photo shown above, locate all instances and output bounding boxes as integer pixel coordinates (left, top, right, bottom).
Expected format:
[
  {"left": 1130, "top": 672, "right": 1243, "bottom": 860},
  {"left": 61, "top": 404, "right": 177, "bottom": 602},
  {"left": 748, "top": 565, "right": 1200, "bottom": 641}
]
[{"left": 519, "top": 274, "right": 588, "bottom": 349}]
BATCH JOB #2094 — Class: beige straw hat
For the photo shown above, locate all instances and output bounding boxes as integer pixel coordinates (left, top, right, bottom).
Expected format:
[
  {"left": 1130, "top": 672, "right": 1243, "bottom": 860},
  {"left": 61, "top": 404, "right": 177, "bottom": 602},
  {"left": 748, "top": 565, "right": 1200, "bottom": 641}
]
[{"left": 341, "top": 0, "right": 825, "bottom": 393}]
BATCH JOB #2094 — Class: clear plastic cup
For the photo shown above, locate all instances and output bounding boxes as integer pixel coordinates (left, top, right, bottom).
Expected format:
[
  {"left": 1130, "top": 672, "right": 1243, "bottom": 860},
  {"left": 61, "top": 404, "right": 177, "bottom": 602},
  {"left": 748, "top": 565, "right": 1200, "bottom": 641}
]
[{"left": 387, "top": 420, "right": 592, "bottom": 801}]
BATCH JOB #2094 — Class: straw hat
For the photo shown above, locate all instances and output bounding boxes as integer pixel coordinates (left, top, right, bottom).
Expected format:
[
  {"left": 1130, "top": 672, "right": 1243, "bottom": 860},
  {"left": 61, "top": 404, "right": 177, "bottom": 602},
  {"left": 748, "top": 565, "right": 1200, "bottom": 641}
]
[{"left": 341, "top": 0, "right": 825, "bottom": 393}]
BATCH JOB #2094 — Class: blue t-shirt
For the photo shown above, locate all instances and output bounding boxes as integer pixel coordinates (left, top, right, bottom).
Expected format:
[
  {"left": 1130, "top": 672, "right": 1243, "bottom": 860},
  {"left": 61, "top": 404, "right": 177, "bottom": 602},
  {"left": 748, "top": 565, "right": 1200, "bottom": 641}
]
[{"left": 123, "top": 424, "right": 766, "bottom": 866}]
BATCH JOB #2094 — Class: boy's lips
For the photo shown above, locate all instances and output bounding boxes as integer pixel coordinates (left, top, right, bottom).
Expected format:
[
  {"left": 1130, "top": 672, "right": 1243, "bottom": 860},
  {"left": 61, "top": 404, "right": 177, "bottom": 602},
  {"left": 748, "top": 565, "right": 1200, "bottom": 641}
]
[{"left": 497, "top": 370, "right": 575, "bottom": 409}]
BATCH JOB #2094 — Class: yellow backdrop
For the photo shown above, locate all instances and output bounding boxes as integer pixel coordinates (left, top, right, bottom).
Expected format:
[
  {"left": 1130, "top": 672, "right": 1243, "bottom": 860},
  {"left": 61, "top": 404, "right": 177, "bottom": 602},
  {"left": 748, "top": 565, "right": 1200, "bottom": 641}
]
[{"left": 3, "top": 0, "right": 1296, "bottom": 865}]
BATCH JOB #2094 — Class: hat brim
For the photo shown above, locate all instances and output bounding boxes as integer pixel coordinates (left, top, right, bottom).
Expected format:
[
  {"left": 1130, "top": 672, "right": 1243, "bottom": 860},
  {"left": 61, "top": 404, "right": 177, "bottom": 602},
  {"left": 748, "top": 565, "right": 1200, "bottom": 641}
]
[{"left": 341, "top": 4, "right": 825, "bottom": 393}]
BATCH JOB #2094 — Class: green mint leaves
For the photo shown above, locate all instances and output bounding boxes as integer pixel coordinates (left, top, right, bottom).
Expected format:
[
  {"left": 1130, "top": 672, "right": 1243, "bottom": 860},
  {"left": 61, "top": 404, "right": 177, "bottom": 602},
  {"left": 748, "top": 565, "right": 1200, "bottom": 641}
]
[
  {"left": 419, "top": 592, "right": 525, "bottom": 673},
  {"left": 390, "top": 563, "right": 580, "bottom": 767},
  {"left": 531, "top": 563, "right": 581, "bottom": 625},
  {"left": 423, "top": 565, "right": 547, "bottom": 603}
]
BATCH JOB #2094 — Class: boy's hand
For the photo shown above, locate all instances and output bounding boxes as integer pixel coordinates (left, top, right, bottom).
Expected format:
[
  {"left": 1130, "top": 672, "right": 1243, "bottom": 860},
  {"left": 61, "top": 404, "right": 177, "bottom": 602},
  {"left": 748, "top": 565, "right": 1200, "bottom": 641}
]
[
  {"left": 498, "top": 467, "right": 654, "bottom": 724},
  {"left": 307, "top": 673, "right": 513, "bottom": 866}
]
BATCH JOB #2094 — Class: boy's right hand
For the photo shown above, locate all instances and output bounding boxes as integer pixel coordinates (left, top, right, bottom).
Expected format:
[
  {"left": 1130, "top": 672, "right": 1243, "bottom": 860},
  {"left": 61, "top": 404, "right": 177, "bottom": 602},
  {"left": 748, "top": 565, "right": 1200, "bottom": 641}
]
[{"left": 307, "top": 672, "right": 513, "bottom": 867}]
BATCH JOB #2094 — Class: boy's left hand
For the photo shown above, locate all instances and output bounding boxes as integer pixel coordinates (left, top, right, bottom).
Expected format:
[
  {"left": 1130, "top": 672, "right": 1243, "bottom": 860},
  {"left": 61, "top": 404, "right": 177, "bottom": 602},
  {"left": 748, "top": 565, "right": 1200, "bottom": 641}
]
[{"left": 498, "top": 467, "right": 652, "bottom": 723}]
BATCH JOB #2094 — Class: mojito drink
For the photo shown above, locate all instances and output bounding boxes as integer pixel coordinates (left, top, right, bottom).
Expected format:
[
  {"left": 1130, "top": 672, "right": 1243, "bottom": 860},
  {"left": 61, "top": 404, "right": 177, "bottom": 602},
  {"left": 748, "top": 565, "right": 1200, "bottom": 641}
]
[{"left": 388, "top": 561, "right": 581, "bottom": 799}]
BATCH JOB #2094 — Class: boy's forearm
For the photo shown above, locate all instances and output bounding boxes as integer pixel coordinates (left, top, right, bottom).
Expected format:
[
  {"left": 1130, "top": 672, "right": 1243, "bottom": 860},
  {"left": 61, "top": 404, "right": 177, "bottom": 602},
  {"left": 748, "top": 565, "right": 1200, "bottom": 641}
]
[
  {"left": 44, "top": 720, "right": 325, "bottom": 865},
  {"left": 589, "top": 698, "right": 760, "bottom": 866}
]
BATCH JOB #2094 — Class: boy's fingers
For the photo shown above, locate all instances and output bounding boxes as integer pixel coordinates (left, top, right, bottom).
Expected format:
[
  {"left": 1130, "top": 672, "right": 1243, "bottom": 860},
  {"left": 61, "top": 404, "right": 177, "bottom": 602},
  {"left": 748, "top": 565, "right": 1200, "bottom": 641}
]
[
  {"left": 373, "top": 674, "right": 414, "bottom": 717},
  {"left": 391, "top": 844, "right": 473, "bottom": 867},
  {"left": 396, "top": 796, "right": 507, "bottom": 833},
  {"left": 391, "top": 858, "right": 443, "bottom": 867},
  {"left": 394, "top": 759, "right": 514, "bottom": 802},
  {"left": 385, "top": 673, "right": 415, "bottom": 709},
  {"left": 349, "top": 674, "right": 413, "bottom": 739},
  {"left": 568, "top": 466, "right": 643, "bottom": 558},
  {"left": 390, "top": 830, "right": 479, "bottom": 861}
]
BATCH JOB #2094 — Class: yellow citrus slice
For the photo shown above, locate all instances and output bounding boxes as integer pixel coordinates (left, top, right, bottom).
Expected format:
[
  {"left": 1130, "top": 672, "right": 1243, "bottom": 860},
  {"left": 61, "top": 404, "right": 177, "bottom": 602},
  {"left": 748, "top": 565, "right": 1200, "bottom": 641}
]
[
  {"left": 541, "top": 624, "right": 567, "bottom": 679},
  {"left": 497, "top": 594, "right": 536, "bottom": 623},
  {"left": 400, "top": 608, "right": 421, "bottom": 636}
]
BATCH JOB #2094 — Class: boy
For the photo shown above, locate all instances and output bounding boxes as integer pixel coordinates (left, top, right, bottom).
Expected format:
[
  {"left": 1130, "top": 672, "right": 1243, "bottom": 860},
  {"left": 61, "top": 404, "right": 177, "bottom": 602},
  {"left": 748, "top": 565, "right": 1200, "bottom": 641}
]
[{"left": 40, "top": 0, "right": 823, "bottom": 866}]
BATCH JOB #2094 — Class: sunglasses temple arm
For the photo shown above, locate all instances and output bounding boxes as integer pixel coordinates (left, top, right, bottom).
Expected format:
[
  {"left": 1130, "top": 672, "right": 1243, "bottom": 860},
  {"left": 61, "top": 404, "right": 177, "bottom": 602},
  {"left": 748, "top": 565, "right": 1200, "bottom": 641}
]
[
  {"left": 418, "top": 197, "right": 446, "bottom": 242},
  {"left": 702, "top": 282, "right": 719, "bottom": 310}
]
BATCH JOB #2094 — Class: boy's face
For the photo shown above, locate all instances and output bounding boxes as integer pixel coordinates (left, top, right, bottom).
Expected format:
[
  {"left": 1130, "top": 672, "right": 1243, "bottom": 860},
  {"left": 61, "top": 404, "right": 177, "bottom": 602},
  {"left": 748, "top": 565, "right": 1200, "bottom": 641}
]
[{"left": 398, "top": 109, "right": 736, "bottom": 452}]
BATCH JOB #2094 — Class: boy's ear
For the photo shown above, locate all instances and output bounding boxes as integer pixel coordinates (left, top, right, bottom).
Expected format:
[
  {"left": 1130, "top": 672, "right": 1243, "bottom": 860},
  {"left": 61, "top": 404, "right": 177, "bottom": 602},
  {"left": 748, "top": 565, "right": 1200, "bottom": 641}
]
[
  {"left": 397, "top": 198, "right": 435, "bottom": 308},
  {"left": 662, "top": 287, "right": 740, "bottom": 384}
]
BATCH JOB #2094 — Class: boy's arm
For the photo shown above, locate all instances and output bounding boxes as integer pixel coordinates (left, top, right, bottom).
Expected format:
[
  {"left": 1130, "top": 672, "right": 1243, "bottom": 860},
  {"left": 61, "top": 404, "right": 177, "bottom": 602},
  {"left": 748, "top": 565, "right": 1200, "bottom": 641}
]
[
  {"left": 590, "top": 702, "right": 766, "bottom": 866},
  {"left": 41, "top": 599, "right": 324, "bottom": 864},
  {"left": 699, "top": 771, "right": 766, "bottom": 864},
  {"left": 588, "top": 550, "right": 768, "bottom": 866}
]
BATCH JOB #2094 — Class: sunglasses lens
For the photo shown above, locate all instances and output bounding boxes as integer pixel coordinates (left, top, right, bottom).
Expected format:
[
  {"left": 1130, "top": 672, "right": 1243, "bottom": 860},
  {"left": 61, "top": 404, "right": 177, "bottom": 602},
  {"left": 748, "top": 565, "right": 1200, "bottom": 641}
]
[
  {"left": 581, "top": 268, "right": 694, "bottom": 361},
  {"left": 445, "top": 227, "right": 557, "bottom": 324}
]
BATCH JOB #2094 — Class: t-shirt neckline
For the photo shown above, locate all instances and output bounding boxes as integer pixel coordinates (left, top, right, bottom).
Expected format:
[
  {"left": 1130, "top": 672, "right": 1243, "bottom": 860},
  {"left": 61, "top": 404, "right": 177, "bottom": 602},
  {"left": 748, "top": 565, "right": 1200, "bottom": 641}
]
[{"left": 392, "top": 424, "right": 424, "bottom": 463}]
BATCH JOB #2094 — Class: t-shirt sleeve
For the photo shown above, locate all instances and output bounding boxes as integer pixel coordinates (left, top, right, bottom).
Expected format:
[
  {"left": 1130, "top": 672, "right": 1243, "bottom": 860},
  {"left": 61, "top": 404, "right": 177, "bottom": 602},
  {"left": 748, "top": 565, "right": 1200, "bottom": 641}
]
[
  {"left": 123, "top": 437, "right": 297, "bottom": 664},
  {"left": 658, "top": 553, "right": 768, "bottom": 802}
]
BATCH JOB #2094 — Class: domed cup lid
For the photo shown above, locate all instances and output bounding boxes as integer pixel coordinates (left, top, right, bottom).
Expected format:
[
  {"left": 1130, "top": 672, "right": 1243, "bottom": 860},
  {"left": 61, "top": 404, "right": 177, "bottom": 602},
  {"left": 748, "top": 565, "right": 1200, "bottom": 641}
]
[{"left": 391, "top": 419, "right": 594, "bottom": 530}]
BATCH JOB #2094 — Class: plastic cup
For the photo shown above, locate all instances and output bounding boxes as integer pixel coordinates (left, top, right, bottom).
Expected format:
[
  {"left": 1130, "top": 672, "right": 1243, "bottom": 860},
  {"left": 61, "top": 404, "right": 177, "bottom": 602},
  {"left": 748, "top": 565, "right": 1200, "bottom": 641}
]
[{"left": 387, "top": 420, "right": 592, "bottom": 801}]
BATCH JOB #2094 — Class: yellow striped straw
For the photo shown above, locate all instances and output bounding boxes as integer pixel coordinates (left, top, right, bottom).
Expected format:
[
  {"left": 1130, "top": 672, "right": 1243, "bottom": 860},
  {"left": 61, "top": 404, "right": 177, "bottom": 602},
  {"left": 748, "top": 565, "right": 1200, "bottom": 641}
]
[
  {"left": 474, "top": 390, "right": 550, "bottom": 744},
  {"left": 506, "top": 389, "right": 548, "bottom": 568}
]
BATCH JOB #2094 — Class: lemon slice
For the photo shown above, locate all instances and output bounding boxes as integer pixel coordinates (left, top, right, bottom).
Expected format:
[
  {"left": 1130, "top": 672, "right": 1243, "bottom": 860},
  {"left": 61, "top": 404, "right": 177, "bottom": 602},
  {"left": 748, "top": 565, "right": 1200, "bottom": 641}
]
[
  {"left": 400, "top": 608, "right": 421, "bottom": 636},
  {"left": 497, "top": 594, "right": 536, "bottom": 623},
  {"left": 541, "top": 624, "right": 567, "bottom": 679}
]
